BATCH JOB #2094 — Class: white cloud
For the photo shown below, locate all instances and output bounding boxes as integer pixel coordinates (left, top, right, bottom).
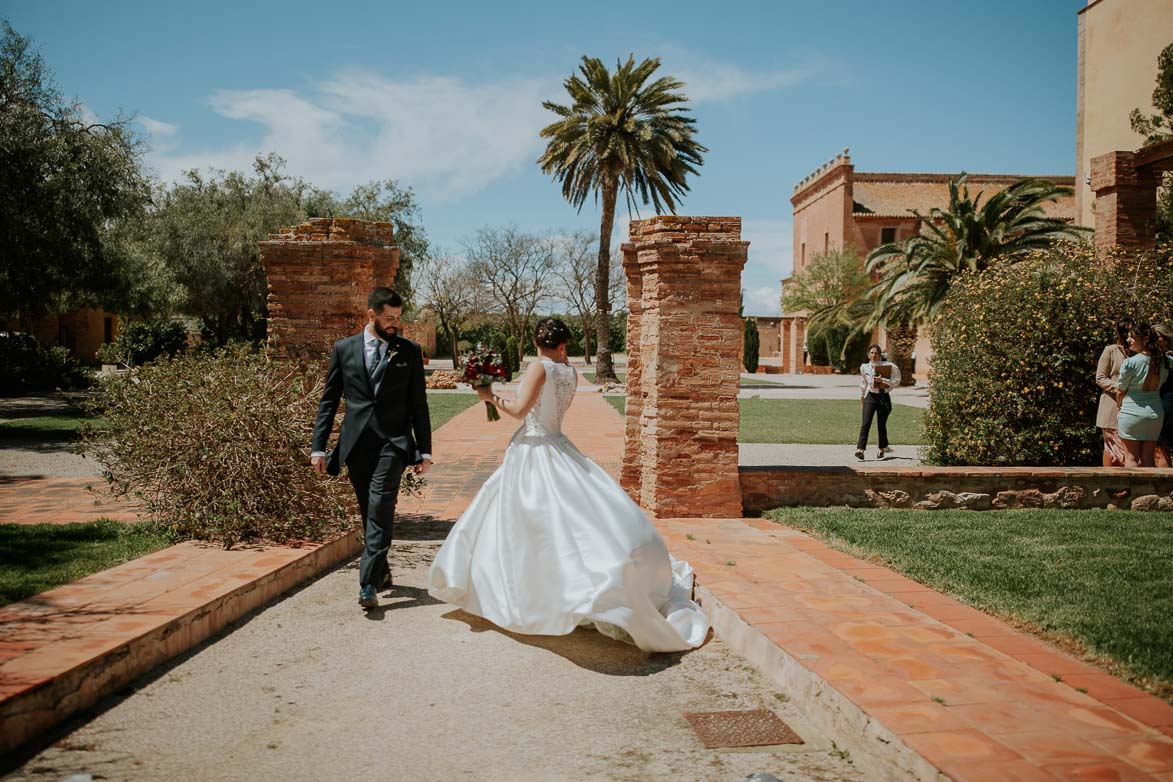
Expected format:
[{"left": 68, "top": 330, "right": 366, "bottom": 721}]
[
  {"left": 740, "top": 218, "right": 793, "bottom": 317},
  {"left": 656, "top": 47, "right": 824, "bottom": 104},
  {"left": 140, "top": 116, "right": 179, "bottom": 137},
  {"left": 744, "top": 286, "right": 782, "bottom": 317},
  {"left": 143, "top": 50, "right": 825, "bottom": 199},
  {"left": 146, "top": 70, "right": 553, "bottom": 201}
]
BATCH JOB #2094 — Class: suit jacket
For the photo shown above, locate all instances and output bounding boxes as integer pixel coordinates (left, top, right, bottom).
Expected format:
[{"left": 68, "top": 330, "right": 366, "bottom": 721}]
[
  {"left": 1095, "top": 344, "right": 1128, "bottom": 430},
  {"left": 312, "top": 331, "right": 432, "bottom": 475}
]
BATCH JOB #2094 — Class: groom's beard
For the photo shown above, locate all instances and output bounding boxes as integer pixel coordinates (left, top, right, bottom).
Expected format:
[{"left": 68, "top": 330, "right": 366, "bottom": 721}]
[{"left": 373, "top": 323, "right": 397, "bottom": 342}]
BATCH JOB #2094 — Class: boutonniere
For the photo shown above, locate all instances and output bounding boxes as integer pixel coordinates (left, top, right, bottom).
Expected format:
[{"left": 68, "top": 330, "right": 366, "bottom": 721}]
[{"left": 384, "top": 344, "right": 400, "bottom": 363}]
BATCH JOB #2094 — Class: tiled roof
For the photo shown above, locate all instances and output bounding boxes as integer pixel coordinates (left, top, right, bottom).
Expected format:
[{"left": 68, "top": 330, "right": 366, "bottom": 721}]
[{"left": 851, "top": 174, "right": 1076, "bottom": 220}]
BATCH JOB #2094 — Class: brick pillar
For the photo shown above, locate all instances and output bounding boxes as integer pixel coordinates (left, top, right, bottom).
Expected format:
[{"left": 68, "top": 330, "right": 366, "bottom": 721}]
[
  {"left": 621, "top": 216, "right": 749, "bottom": 518},
  {"left": 620, "top": 243, "right": 644, "bottom": 497},
  {"left": 780, "top": 320, "right": 792, "bottom": 373},
  {"left": 1090, "top": 151, "right": 1157, "bottom": 255},
  {"left": 796, "top": 318, "right": 807, "bottom": 371},
  {"left": 259, "top": 218, "right": 400, "bottom": 360}
]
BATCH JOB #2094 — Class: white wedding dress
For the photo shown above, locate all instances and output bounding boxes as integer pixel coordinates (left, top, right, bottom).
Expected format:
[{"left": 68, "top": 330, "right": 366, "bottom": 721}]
[{"left": 427, "top": 357, "right": 709, "bottom": 653}]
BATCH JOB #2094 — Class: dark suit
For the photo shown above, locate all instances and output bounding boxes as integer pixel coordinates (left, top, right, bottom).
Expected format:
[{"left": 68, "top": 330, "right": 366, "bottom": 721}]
[{"left": 312, "top": 330, "right": 432, "bottom": 589}]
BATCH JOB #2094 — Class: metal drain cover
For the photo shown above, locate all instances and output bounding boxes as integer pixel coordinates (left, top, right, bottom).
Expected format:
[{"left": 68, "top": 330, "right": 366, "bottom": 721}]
[{"left": 683, "top": 709, "right": 803, "bottom": 749}]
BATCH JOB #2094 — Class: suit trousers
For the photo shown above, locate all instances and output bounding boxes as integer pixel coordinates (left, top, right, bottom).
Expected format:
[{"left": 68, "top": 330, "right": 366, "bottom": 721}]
[
  {"left": 347, "top": 426, "right": 407, "bottom": 588},
  {"left": 857, "top": 392, "right": 892, "bottom": 450}
]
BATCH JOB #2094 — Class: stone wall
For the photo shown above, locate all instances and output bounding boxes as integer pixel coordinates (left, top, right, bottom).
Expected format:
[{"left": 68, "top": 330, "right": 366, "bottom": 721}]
[
  {"left": 621, "top": 216, "right": 748, "bottom": 518},
  {"left": 259, "top": 217, "right": 399, "bottom": 361},
  {"left": 740, "top": 465, "right": 1173, "bottom": 514}
]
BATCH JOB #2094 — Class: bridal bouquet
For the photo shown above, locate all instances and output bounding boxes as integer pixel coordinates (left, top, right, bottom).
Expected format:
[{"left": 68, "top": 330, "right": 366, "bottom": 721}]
[{"left": 462, "top": 350, "right": 508, "bottom": 421}]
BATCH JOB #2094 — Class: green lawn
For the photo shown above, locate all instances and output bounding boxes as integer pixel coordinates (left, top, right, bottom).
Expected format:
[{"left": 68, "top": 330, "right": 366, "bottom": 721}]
[
  {"left": 767, "top": 507, "right": 1173, "bottom": 696},
  {"left": 427, "top": 391, "right": 480, "bottom": 430},
  {"left": 0, "top": 413, "right": 94, "bottom": 439},
  {"left": 0, "top": 396, "right": 472, "bottom": 440},
  {"left": 604, "top": 396, "right": 626, "bottom": 417},
  {"left": 0, "top": 520, "right": 176, "bottom": 607},
  {"left": 740, "top": 398, "right": 923, "bottom": 445},
  {"left": 602, "top": 396, "right": 922, "bottom": 445}
]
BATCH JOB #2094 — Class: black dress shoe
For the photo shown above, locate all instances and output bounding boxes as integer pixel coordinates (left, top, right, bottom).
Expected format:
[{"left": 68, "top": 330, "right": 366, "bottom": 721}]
[{"left": 358, "top": 585, "right": 377, "bottom": 609}]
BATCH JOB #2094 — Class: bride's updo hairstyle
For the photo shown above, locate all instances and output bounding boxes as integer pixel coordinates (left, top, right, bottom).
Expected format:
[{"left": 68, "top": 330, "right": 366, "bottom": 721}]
[{"left": 534, "top": 317, "right": 572, "bottom": 349}]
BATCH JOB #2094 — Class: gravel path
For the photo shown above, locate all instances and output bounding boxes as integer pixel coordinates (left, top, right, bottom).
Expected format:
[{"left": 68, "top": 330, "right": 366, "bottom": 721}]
[{"left": 3, "top": 539, "right": 865, "bottom": 782}]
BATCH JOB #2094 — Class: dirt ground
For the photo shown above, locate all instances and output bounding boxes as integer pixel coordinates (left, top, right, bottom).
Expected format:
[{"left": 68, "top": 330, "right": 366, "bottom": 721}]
[{"left": 3, "top": 528, "right": 864, "bottom": 782}]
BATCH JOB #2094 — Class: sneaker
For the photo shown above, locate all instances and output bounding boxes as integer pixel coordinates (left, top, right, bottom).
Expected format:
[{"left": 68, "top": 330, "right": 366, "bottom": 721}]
[
  {"left": 358, "top": 585, "right": 377, "bottom": 609},
  {"left": 854, "top": 449, "right": 865, "bottom": 460}
]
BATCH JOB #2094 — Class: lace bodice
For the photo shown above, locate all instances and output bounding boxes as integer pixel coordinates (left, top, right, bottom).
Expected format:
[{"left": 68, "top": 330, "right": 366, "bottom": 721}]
[{"left": 524, "top": 358, "right": 577, "bottom": 436}]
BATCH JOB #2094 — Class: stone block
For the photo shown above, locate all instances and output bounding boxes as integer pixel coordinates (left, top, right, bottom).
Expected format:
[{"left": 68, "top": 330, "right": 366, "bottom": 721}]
[
  {"left": 955, "top": 492, "right": 992, "bottom": 510},
  {"left": 914, "top": 491, "right": 959, "bottom": 510},
  {"left": 1130, "top": 494, "right": 1164, "bottom": 512}
]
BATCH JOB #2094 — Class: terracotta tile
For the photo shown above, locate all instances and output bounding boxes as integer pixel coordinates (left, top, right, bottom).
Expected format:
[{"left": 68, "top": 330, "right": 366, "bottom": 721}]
[
  {"left": 980, "top": 632, "right": 1056, "bottom": 657},
  {"left": 1042, "top": 761, "right": 1159, "bottom": 781},
  {"left": 1104, "top": 697, "right": 1173, "bottom": 729},
  {"left": 908, "top": 677, "right": 1009, "bottom": 705},
  {"left": 903, "top": 729, "right": 1023, "bottom": 765},
  {"left": 867, "top": 700, "right": 969, "bottom": 734},
  {"left": 1013, "top": 652, "right": 1101, "bottom": 678},
  {"left": 1089, "top": 736, "right": 1173, "bottom": 773},
  {"left": 997, "top": 730, "right": 1148, "bottom": 767},
  {"left": 945, "top": 760, "right": 1061, "bottom": 782}
]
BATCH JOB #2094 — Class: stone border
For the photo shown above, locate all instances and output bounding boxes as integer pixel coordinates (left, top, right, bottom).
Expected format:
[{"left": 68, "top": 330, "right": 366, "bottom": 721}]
[
  {"left": 0, "top": 532, "right": 361, "bottom": 756},
  {"left": 698, "top": 586, "right": 942, "bottom": 781},
  {"left": 740, "top": 465, "right": 1173, "bottom": 514}
]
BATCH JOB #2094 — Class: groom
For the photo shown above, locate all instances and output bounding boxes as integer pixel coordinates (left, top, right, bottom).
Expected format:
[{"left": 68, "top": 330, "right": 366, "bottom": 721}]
[{"left": 310, "top": 287, "right": 432, "bottom": 609}]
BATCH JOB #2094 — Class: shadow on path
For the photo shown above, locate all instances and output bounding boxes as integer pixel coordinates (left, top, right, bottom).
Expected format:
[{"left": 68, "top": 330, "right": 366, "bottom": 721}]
[{"left": 440, "top": 608, "right": 686, "bottom": 676}]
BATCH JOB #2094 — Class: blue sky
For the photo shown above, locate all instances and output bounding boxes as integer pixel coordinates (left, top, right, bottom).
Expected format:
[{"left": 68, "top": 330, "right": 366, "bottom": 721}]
[{"left": 4, "top": 0, "right": 1085, "bottom": 315}]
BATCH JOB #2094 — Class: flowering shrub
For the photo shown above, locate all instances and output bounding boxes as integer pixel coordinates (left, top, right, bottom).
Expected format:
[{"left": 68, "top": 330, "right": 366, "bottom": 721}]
[
  {"left": 83, "top": 346, "right": 355, "bottom": 547},
  {"left": 925, "top": 241, "right": 1173, "bottom": 466}
]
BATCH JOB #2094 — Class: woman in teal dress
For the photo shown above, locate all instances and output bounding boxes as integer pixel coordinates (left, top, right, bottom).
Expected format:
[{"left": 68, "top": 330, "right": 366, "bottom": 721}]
[{"left": 1115, "top": 321, "right": 1169, "bottom": 468}]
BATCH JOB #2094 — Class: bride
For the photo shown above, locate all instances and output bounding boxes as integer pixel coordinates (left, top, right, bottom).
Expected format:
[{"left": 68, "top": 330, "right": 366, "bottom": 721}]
[{"left": 427, "top": 317, "right": 709, "bottom": 653}]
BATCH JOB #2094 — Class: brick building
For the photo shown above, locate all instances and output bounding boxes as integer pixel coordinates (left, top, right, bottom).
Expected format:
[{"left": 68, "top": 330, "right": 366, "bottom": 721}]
[
  {"left": 1, "top": 308, "right": 120, "bottom": 364},
  {"left": 1075, "top": 0, "right": 1173, "bottom": 230},
  {"left": 781, "top": 149, "right": 1075, "bottom": 379}
]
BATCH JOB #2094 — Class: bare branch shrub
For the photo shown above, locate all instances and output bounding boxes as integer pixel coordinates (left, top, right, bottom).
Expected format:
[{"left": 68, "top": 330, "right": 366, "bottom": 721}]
[{"left": 81, "top": 345, "right": 405, "bottom": 548}]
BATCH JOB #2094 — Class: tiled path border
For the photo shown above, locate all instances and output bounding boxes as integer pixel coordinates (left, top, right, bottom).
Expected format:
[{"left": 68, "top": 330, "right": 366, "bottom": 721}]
[
  {"left": 0, "top": 533, "right": 362, "bottom": 755},
  {"left": 0, "top": 477, "right": 141, "bottom": 525},
  {"left": 659, "top": 517, "right": 1173, "bottom": 780}
]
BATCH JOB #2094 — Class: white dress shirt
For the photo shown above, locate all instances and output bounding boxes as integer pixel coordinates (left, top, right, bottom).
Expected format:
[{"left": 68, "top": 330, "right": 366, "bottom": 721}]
[
  {"left": 311, "top": 325, "right": 432, "bottom": 462},
  {"left": 859, "top": 360, "right": 901, "bottom": 398}
]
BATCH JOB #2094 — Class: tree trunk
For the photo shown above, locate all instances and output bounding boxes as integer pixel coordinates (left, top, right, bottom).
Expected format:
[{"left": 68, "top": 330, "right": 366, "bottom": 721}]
[
  {"left": 885, "top": 321, "right": 918, "bottom": 386},
  {"left": 594, "top": 176, "right": 620, "bottom": 382},
  {"left": 582, "top": 310, "right": 593, "bottom": 364},
  {"left": 444, "top": 321, "right": 459, "bottom": 367}
]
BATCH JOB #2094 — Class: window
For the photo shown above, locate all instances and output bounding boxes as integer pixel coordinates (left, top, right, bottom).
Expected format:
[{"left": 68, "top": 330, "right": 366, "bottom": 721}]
[
  {"left": 823, "top": 232, "right": 829, "bottom": 252},
  {"left": 800, "top": 242, "right": 806, "bottom": 269},
  {"left": 103, "top": 316, "right": 114, "bottom": 343},
  {"left": 881, "top": 227, "right": 897, "bottom": 245}
]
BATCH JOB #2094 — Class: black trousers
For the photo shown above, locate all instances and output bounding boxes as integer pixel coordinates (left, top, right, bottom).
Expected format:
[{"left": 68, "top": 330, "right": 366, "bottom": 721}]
[
  {"left": 857, "top": 392, "right": 892, "bottom": 450},
  {"left": 346, "top": 426, "right": 407, "bottom": 589}
]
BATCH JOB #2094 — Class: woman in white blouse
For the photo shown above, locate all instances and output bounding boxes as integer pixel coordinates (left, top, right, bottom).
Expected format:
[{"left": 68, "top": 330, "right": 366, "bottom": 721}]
[{"left": 855, "top": 345, "right": 902, "bottom": 460}]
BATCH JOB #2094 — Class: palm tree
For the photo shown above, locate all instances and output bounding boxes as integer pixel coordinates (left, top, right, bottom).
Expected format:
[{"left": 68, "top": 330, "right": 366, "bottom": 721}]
[
  {"left": 863, "top": 175, "right": 1089, "bottom": 327},
  {"left": 538, "top": 55, "right": 706, "bottom": 381}
]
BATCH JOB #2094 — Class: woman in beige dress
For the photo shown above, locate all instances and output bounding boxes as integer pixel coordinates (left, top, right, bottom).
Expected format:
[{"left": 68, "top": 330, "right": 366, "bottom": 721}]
[{"left": 1095, "top": 317, "right": 1133, "bottom": 467}]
